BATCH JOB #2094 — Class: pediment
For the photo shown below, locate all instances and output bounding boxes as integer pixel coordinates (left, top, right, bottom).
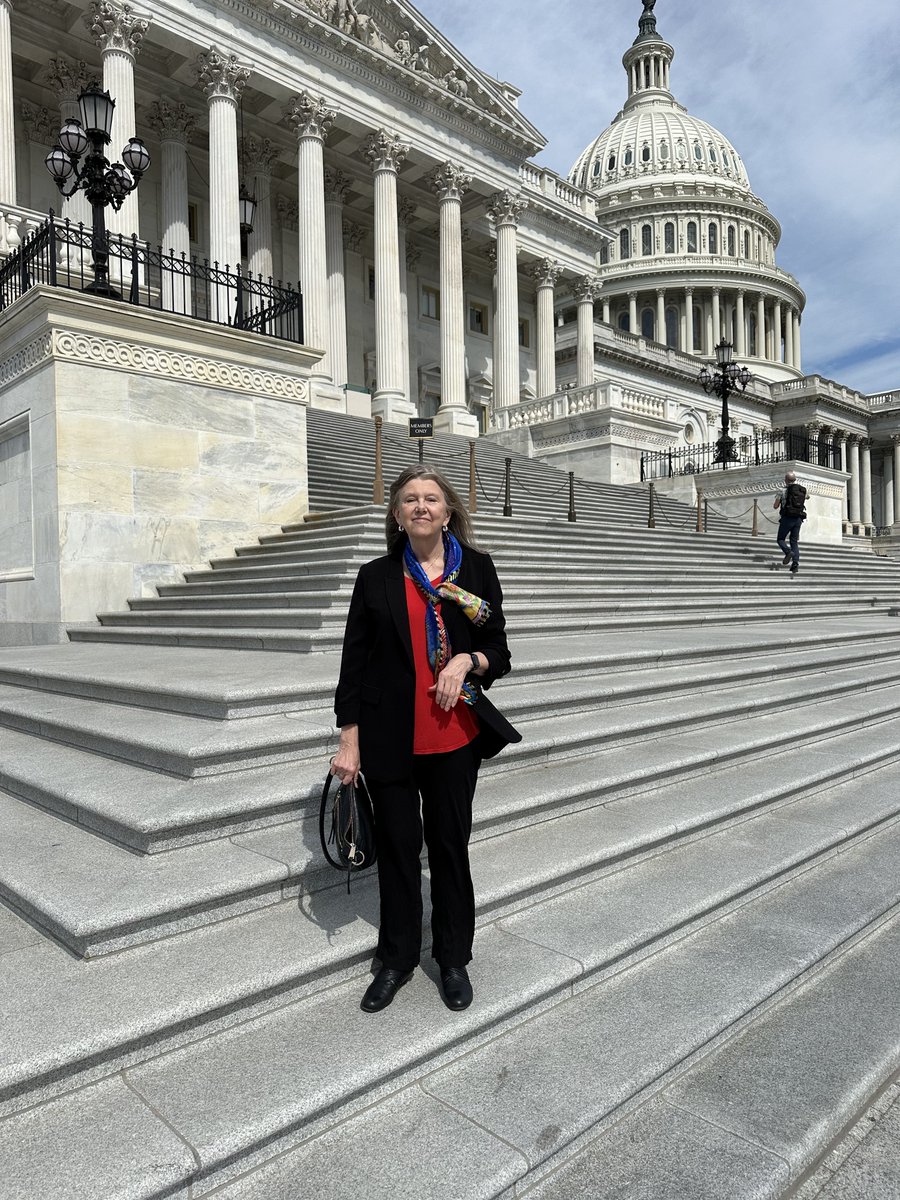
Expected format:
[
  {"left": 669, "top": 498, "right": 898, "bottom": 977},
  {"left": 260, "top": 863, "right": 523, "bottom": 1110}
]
[{"left": 260, "top": 0, "right": 545, "bottom": 154}]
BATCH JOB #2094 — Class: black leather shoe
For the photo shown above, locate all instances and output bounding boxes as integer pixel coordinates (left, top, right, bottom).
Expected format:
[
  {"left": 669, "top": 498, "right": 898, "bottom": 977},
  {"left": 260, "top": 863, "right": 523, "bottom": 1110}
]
[
  {"left": 440, "top": 967, "right": 473, "bottom": 1011},
  {"left": 360, "top": 967, "right": 413, "bottom": 1013}
]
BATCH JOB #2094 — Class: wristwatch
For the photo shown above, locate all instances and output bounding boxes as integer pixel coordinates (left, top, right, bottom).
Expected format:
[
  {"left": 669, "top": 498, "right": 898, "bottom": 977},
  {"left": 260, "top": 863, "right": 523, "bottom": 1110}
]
[{"left": 469, "top": 652, "right": 479, "bottom": 673}]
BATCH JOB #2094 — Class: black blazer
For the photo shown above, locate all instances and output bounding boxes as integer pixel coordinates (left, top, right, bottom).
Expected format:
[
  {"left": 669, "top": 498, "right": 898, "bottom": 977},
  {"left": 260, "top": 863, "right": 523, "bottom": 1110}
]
[{"left": 334, "top": 541, "right": 518, "bottom": 780}]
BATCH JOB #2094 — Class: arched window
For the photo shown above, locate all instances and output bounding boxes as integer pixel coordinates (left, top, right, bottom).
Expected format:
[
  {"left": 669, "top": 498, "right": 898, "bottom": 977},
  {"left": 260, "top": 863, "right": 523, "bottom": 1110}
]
[
  {"left": 642, "top": 224, "right": 653, "bottom": 255},
  {"left": 749, "top": 312, "right": 757, "bottom": 356},
  {"left": 664, "top": 221, "right": 675, "bottom": 253},
  {"left": 618, "top": 311, "right": 630, "bottom": 332},
  {"left": 757, "top": 235, "right": 762, "bottom": 261},
  {"left": 693, "top": 140, "right": 703, "bottom": 161},
  {"left": 641, "top": 307, "right": 655, "bottom": 339},
  {"left": 709, "top": 144, "right": 718, "bottom": 164},
  {"left": 659, "top": 140, "right": 670, "bottom": 161},
  {"left": 641, "top": 142, "right": 651, "bottom": 163},
  {"left": 665, "top": 306, "right": 678, "bottom": 348},
  {"left": 727, "top": 225, "right": 736, "bottom": 256},
  {"left": 722, "top": 149, "right": 731, "bottom": 169},
  {"left": 608, "top": 153, "right": 616, "bottom": 172},
  {"left": 619, "top": 228, "right": 631, "bottom": 259},
  {"left": 599, "top": 242, "right": 609, "bottom": 265},
  {"left": 592, "top": 159, "right": 602, "bottom": 177},
  {"left": 708, "top": 222, "right": 718, "bottom": 254},
  {"left": 687, "top": 221, "right": 698, "bottom": 253},
  {"left": 693, "top": 306, "right": 703, "bottom": 348},
  {"left": 624, "top": 145, "right": 634, "bottom": 167},
  {"left": 743, "top": 230, "right": 750, "bottom": 258}
]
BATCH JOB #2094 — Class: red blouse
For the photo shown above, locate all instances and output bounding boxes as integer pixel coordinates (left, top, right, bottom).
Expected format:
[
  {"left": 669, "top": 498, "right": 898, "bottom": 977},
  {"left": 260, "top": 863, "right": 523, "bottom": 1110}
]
[{"left": 405, "top": 574, "right": 479, "bottom": 755}]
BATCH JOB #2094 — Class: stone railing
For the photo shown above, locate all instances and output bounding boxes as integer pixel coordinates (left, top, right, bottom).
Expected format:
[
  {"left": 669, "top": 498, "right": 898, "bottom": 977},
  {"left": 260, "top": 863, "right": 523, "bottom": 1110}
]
[
  {"left": 0, "top": 204, "right": 48, "bottom": 259},
  {"left": 595, "top": 253, "right": 802, "bottom": 290},
  {"left": 771, "top": 375, "right": 869, "bottom": 409},
  {"left": 493, "top": 378, "right": 673, "bottom": 432},
  {"left": 867, "top": 390, "right": 900, "bottom": 409},
  {"left": 520, "top": 162, "right": 597, "bottom": 218}
]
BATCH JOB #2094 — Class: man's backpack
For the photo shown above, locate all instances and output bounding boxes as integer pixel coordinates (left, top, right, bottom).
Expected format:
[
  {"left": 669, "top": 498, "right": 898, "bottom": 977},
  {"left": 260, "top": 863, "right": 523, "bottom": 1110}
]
[{"left": 783, "top": 482, "right": 807, "bottom": 518}]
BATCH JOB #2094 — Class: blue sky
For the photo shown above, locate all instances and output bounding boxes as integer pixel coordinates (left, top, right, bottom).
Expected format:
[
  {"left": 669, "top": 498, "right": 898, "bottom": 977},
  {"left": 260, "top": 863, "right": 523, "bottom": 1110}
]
[{"left": 413, "top": 0, "right": 900, "bottom": 397}]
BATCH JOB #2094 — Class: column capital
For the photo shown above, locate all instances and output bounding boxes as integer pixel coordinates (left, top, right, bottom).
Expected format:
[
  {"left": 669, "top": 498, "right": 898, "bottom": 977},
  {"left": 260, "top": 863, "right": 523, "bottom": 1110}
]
[
  {"left": 194, "top": 47, "right": 251, "bottom": 102},
  {"left": 275, "top": 193, "right": 298, "bottom": 229},
  {"left": 85, "top": 0, "right": 149, "bottom": 56},
  {"left": 486, "top": 189, "right": 527, "bottom": 229},
  {"left": 363, "top": 128, "right": 409, "bottom": 172},
  {"left": 323, "top": 166, "right": 351, "bottom": 203},
  {"left": 397, "top": 195, "right": 417, "bottom": 228},
  {"left": 573, "top": 275, "right": 602, "bottom": 303},
  {"left": 712, "top": 286, "right": 721, "bottom": 296},
  {"left": 846, "top": 432, "right": 862, "bottom": 446},
  {"left": 405, "top": 243, "right": 421, "bottom": 272},
  {"left": 485, "top": 243, "right": 497, "bottom": 271},
  {"left": 20, "top": 100, "right": 57, "bottom": 145},
  {"left": 43, "top": 56, "right": 99, "bottom": 103},
  {"left": 284, "top": 91, "right": 336, "bottom": 141},
  {"left": 342, "top": 220, "right": 365, "bottom": 253},
  {"left": 891, "top": 433, "right": 900, "bottom": 446},
  {"left": 628, "top": 289, "right": 638, "bottom": 301},
  {"left": 430, "top": 160, "right": 471, "bottom": 202},
  {"left": 656, "top": 287, "right": 666, "bottom": 299},
  {"left": 145, "top": 98, "right": 196, "bottom": 143},
  {"left": 528, "top": 258, "right": 563, "bottom": 289},
  {"left": 736, "top": 288, "right": 745, "bottom": 298},
  {"left": 243, "top": 134, "right": 278, "bottom": 177}
]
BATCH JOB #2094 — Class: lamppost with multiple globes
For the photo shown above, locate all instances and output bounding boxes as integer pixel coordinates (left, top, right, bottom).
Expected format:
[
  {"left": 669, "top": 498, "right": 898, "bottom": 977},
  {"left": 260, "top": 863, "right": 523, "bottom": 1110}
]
[
  {"left": 699, "top": 339, "right": 751, "bottom": 465},
  {"left": 44, "top": 85, "right": 151, "bottom": 299}
]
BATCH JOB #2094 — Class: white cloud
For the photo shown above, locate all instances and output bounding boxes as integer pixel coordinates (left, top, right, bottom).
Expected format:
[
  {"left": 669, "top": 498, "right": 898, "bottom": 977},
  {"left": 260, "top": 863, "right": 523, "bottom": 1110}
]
[{"left": 414, "top": 0, "right": 900, "bottom": 394}]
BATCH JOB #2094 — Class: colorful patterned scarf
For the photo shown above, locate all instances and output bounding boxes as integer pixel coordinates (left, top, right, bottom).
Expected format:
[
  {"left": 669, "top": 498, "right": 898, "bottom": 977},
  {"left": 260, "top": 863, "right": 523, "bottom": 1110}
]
[{"left": 404, "top": 531, "right": 491, "bottom": 707}]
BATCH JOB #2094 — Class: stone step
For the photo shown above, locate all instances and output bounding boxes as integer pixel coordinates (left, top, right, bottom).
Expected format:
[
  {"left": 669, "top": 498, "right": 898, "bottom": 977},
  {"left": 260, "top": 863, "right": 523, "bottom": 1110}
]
[
  {"left": 2, "top": 686, "right": 898, "bottom": 958},
  {"left": 4, "top": 785, "right": 896, "bottom": 1193}
]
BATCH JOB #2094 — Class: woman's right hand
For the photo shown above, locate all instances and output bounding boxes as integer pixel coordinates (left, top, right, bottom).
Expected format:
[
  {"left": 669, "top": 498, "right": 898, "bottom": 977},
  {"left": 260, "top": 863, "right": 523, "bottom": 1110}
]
[{"left": 331, "top": 725, "right": 361, "bottom": 786}]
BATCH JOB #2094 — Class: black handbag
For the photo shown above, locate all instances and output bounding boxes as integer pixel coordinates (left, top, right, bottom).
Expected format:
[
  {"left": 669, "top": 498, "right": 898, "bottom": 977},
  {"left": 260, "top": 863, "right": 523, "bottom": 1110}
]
[{"left": 319, "top": 771, "right": 378, "bottom": 891}]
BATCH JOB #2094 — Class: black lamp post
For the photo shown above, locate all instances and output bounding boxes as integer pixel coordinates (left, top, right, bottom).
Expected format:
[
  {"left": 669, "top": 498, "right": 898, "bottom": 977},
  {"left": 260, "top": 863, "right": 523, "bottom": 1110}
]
[
  {"left": 699, "top": 339, "right": 751, "bottom": 465},
  {"left": 44, "top": 85, "right": 151, "bottom": 299}
]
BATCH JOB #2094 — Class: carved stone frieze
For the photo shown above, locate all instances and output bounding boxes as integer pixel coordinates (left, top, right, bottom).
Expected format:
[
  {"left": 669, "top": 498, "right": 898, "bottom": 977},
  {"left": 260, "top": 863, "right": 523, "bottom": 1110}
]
[
  {"left": 0, "top": 333, "right": 54, "bottom": 389},
  {"left": 405, "top": 243, "right": 421, "bottom": 271},
  {"left": 397, "top": 196, "right": 417, "bottom": 228},
  {"left": 363, "top": 129, "right": 409, "bottom": 173},
  {"left": 145, "top": 98, "right": 196, "bottom": 143},
  {"left": 430, "top": 161, "right": 471, "bottom": 203},
  {"left": 275, "top": 194, "right": 299, "bottom": 228},
  {"left": 194, "top": 48, "right": 251, "bottom": 102},
  {"left": 283, "top": 92, "right": 335, "bottom": 140},
  {"left": 486, "top": 190, "right": 527, "bottom": 228},
  {"left": 50, "top": 329, "right": 309, "bottom": 400},
  {"left": 85, "top": 0, "right": 149, "bottom": 55},
  {"left": 20, "top": 101, "right": 57, "bottom": 146},
  {"left": 243, "top": 134, "right": 278, "bottom": 176},
  {"left": 323, "top": 166, "right": 351, "bottom": 203},
  {"left": 342, "top": 220, "right": 365, "bottom": 252},
  {"left": 43, "top": 57, "right": 99, "bottom": 103}
]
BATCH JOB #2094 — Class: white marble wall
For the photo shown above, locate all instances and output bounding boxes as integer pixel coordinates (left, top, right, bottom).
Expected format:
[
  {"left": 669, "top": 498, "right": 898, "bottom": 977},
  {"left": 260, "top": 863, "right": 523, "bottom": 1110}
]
[{"left": 0, "top": 286, "right": 318, "bottom": 643}]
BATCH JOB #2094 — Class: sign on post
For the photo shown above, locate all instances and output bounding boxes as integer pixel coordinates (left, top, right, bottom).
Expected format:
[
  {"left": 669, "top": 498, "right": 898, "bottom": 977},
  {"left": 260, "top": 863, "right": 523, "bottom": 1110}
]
[{"left": 408, "top": 417, "right": 434, "bottom": 439}]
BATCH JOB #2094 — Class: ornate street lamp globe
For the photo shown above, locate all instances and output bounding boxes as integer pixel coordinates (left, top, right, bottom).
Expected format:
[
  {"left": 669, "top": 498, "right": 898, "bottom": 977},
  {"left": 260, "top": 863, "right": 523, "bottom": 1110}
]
[
  {"left": 57, "top": 118, "right": 89, "bottom": 159},
  {"left": 44, "top": 143, "right": 76, "bottom": 183},
  {"left": 78, "top": 86, "right": 116, "bottom": 140}
]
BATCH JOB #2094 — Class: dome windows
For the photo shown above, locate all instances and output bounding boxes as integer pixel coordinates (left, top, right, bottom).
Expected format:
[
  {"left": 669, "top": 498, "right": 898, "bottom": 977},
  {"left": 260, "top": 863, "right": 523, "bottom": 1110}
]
[
  {"left": 641, "top": 307, "right": 655, "bottom": 339},
  {"left": 727, "top": 225, "right": 736, "bottom": 256},
  {"left": 659, "top": 140, "right": 670, "bottom": 162},
  {"left": 743, "top": 230, "right": 750, "bottom": 258},
  {"left": 624, "top": 145, "right": 634, "bottom": 167},
  {"left": 664, "top": 221, "right": 675, "bottom": 254},
  {"left": 642, "top": 223, "right": 653, "bottom": 256},
  {"left": 675, "top": 139, "right": 687, "bottom": 163},
  {"left": 620, "top": 227, "right": 631, "bottom": 260},
  {"left": 641, "top": 142, "right": 651, "bottom": 164},
  {"left": 709, "top": 144, "right": 718, "bottom": 164},
  {"left": 608, "top": 153, "right": 616, "bottom": 172},
  {"left": 687, "top": 221, "right": 698, "bottom": 253},
  {"left": 665, "top": 306, "right": 678, "bottom": 348},
  {"left": 722, "top": 149, "right": 731, "bottom": 170},
  {"left": 708, "top": 222, "right": 719, "bottom": 254},
  {"left": 693, "top": 140, "right": 703, "bottom": 162},
  {"left": 600, "top": 242, "right": 609, "bottom": 265},
  {"left": 592, "top": 159, "right": 602, "bottom": 178}
]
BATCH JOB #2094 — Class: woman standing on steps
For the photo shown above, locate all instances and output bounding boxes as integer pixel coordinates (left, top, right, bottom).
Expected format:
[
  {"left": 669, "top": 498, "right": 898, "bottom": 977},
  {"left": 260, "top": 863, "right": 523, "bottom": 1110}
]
[{"left": 331, "top": 464, "right": 518, "bottom": 1014}]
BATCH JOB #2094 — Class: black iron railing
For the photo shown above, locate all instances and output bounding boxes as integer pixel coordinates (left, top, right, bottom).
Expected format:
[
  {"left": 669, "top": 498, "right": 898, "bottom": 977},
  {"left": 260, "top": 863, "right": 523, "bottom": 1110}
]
[
  {"left": 0, "top": 215, "right": 303, "bottom": 344},
  {"left": 640, "top": 429, "right": 843, "bottom": 481}
]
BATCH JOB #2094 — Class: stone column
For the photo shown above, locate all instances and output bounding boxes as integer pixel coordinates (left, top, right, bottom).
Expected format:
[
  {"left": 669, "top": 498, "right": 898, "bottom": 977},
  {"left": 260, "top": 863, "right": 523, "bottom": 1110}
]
[
  {"left": 756, "top": 294, "right": 766, "bottom": 359},
  {"left": 323, "top": 166, "right": 350, "bottom": 390},
  {"left": 847, "top": 435, "right": 861, "bottom": 527},
  {"left": 884, "top": 450, "right": 894, "bottom": 528},
  {"left": 683, "top": 288, "right": 693, "bottom": 353},
  {"left": 285, "top": 92, "right": 335, "bottom": 386},
  {"left": 245, "top": 134, "right": 277, "bottom": 283},
  {"left": 892, "top": 436, "right": 900, "bottom": 529},
  {"left": 712, "top": 287, "right": 721, "bottom": 345},
  {"left": 793, "top": 310, "right": 802, "bottom": 372},
  {"left": 529, "top": 258, "right": 562, "bottom": 398},
  {"left": 0, "top": 0, "right": 16, "bottom": 201},
  {"left": 860, "top": 439, "right": 873, "bottom": 529},
  {"left": 784, "top": 307, "right": 795, "bottom": 367},
  {"left": 836, "top": 433, "right": 848, "bottom": 525},
  {"left": 364, "top": 128, "right": 412, "bottom": 422},
  {"left": 735, "top": 290, "right": 746, "bottom": 356},
  {"left": 86, "top": 0, "right": 149, "bottom": 241},
  {"left": 430, "top": 161, "right": 477, "bottom": 436},
  {"left": 601, "top": 297, "right": 610, "bottom": 325},
  {"left": 397, "top": 197, "right": 417, "bottom": 411},
  {"left": 487, "top": 189, "right": 527, "bottom": 408},
  {"left": 146, "top": 98, "right": 195, "bottom": 314},
  {"left": 195, "top": 48, "right": 249, "bottom": 277},
  {"left": 573, "top": 275, "right": 601, "bottom": 388},
  {"left": 656, "top": 289, "right": 665, "bottom": 344},
  {"left": 772, "top": 300, "right": 783, "bottom": 363},
  {"left": 628, "top": 291, "right": 638, "bottom": 335}
]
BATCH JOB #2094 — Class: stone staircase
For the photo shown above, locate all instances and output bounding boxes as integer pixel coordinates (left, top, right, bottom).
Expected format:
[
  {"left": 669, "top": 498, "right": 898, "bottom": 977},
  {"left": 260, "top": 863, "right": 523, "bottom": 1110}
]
[{"left": 1, "top": 411, "right": 900, "bottom": 1198}]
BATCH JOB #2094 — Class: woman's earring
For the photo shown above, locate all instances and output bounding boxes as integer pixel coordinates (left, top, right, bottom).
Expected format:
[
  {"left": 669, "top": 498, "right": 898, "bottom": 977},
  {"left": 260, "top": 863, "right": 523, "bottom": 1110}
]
[
  {"left": 398, "top": 524, "right": 404, "bottom": 532},
  {"left": 442, "top": 524, "right": 448, "bottom": 532}
]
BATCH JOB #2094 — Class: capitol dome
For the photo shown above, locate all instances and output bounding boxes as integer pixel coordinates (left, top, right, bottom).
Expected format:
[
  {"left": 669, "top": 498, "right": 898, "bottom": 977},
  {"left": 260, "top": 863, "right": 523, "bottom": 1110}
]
[{"left": 564, "top": 0, "right": 805, "bottom": 385}]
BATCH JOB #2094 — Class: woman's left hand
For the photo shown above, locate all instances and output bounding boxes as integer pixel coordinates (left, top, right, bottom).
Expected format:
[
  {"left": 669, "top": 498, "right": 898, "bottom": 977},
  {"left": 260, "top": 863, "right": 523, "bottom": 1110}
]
[{"left": 429, "top": 654, "right": 472, "bottom": 711}]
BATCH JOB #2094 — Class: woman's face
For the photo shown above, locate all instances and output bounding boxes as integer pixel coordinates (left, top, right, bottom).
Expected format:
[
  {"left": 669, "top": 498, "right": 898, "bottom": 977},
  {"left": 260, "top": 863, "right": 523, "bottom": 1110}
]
[{"left": 393, "top": 479, "right": 451, "bottom": 538}]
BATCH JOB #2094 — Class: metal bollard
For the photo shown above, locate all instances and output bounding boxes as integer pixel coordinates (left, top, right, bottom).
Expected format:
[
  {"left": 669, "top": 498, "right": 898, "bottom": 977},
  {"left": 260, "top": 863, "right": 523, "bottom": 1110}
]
[
  {"left": 648, "top": 481, "right": 656, "bottom": 529},
  {"left": 503, "top": 457, "right": 512, "bottom": 517},
  {"left": 751, "top": 498, "right": 759, "bottom": 536},
  {"left": 703, "top": 497, "right": 708, "bottom": 532},
  {"left": 468, "top": 440, "right": 477, "bottom": 514},
  {"left": 372, "top": 415, "right": 384, "bottom": 505},
  {"left": 695, "top": 488, "right": 703, "bottom": 533},
  {"left": 567, "top": 472, "right": 576, "bottom": 522}
]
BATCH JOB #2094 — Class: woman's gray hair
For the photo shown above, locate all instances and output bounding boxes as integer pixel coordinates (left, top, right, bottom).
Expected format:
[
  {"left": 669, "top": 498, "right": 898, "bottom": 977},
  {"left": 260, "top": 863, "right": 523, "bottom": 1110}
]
[{"left": 385, "top": 463, "right": 477, "bottom": 551}]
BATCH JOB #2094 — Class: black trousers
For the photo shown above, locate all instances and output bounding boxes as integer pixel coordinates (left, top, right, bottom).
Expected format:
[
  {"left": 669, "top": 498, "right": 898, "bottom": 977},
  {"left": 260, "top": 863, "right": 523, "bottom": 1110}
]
[{"left": 367, "top": 740, "right": 480, "bottom": 973}]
